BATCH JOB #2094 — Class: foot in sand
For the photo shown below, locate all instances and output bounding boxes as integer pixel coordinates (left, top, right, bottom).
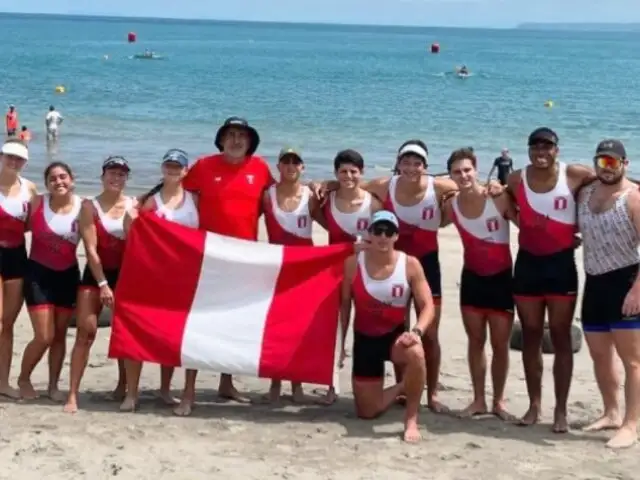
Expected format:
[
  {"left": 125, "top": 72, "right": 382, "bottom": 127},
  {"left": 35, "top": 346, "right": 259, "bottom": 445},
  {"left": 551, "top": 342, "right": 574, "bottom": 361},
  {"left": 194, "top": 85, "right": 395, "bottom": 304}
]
[
  {"left": 457, "top": 400, "right": 488, "bottom": 418},
  {"left": 552, "top": 409, "right": 569, "bottom": 433},
  {"left": 158, "top": 391, "right": 179, "bottom": 406},
  {"left": 119, "top": 396, "right": 137, "bottom": 412},
  {"left": 315, "top": 389, "right": 338, "bottom": 406},
  {"left": 0, "top": 384, "right": 20, "bottom": 399},
  {"left": 18, "top": 379, "right": 38, "bottom": 400},
  {"left": 492, "top": 402, "right": 516, "bottom": 422},
  {"left": 517, "top": 405, "right": 540, "bottom": 426},
  {"left": 62, "top": 397, "right": 78, "bottom": 414},
  {"left": 259, "top": 387, "right": 282, "bottom": 405},
  {"left": 217, "top": 386, "right": 250, "bottom": 403},
  {"left": 47, "top": 388, "right": 66, "bottom": 403},
  {"left": 291, "top": 386, "right": 306, "bottom": 404},
  {"left": 110, "top": 385, "right": 126, "bottom": 402},
  {"left": 606, "top": 425, "right": 638, "bottom": 449},
  {"left": 173, "top": 398, "right": 193, "bottom": 417},
  {"left": 427, "top": 398, "right": 450, "bottom": 414},
  {"left": 403, "top": 420, "right": 422, "bottom": 443},
  {"left": 583, "top": 412, "right": 622, "bottom": 432}
]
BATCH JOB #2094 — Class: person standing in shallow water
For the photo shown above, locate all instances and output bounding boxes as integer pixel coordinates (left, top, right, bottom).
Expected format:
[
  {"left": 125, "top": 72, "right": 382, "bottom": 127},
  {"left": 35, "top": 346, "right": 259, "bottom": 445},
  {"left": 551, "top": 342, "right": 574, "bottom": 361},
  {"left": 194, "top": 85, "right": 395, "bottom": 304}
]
[{"left": 577, "top": 139, "right": 640, "bottom": 449}]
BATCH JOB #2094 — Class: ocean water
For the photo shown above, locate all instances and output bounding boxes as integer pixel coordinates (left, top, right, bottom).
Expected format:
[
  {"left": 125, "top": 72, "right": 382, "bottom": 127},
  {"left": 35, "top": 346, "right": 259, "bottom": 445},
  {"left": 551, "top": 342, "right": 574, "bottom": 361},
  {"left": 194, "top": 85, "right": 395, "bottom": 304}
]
[{"left": 2, "top": 13, "right": 640, "bottom": 193}]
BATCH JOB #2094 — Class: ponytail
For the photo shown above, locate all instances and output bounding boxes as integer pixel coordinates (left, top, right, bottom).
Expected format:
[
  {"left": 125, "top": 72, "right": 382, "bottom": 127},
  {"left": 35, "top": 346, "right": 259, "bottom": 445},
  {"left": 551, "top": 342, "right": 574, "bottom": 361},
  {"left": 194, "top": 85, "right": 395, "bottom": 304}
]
[{"left": 138, "top": 182, "right": 164, "bottom": 206}]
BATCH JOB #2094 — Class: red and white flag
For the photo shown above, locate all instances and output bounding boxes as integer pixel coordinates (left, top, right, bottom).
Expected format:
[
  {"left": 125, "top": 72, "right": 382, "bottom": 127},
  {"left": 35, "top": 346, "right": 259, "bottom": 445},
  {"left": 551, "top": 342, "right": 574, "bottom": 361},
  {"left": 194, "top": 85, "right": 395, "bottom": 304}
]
[{"left": 108, "top": 213, "right": 351, "bottom": 386}]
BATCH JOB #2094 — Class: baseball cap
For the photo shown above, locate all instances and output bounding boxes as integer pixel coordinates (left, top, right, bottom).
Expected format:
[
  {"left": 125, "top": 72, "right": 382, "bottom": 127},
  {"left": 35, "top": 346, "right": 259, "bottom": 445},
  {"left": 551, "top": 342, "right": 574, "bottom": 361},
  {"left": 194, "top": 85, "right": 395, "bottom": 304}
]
[
  {"left": 1, "top": 141, "right": 28, "bottom": 161},
  {"left": 370, "top": 210, "right": 399, "bottom": 229},
  {"left": 595, "top": 139, "right": 626, "bottom": 161},
  {"left": 278, "top": 146, "right": 303, "bottom": 162},
  {"left": 102, "top": 155, "right": 130, "bottom": 172},
  {"left": 528, "top": 127, "right": 559, "bottom": 146},
  {"left": 162, "top": 148, "right": 189, "bottom": 167},
  {"left": 398, "top": 143, "right": 428, "bottom": 161}
]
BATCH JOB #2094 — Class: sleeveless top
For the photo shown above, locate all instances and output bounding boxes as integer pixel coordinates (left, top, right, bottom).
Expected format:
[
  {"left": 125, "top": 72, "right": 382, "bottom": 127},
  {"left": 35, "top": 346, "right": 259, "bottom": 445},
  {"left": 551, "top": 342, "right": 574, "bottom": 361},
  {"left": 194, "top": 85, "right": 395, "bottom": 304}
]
[
  {"left": 352, "top": 252, "right": 411, "bottom": 336},
  {"left": 516, "top": 163, "right": 576, "bottom": 255},
  {"left": 0, "top": 177, "right": 31, "bottom": 247},
  {"left": 29, "top": 194, "right": 81, "bottom": 270},
  {"left": 154, "top": 190, "right": 199, "bottom": 228},
  {"left": 92, "top": 197, "right": 133, "bottom": 270},
  {"left": 578, "top": 184, "right": 639, "bottom": 275},
  {"left": 264, "top": 185, "right": 313, "bottom": 246},
  {"left": 323, "top": 191, "right": 372, "bottom": 244},
  {"left": 383, "top": 175, "right": 440, "bottom": 257},
  {"left": 451, "top": 195, "right": 512, "bottom": 275}
]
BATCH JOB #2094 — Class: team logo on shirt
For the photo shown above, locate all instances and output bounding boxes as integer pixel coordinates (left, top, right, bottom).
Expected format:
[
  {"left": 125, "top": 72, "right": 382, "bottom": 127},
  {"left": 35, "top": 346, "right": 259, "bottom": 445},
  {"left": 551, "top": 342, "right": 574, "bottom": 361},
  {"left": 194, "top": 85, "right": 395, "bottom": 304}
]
[
  {"left": 422, "top": 206, "right": 434, "bottom": 221},
  {"left": 356, "top": 218, "right": 369, "bottom": 231},
  {"left": 246, "top": 174, "right": 254, "bottom": 184},
  {"left": 391, "top": 284, "right": 405, "bottom": 298},
  {"left": 297, "top": 215, "right": 309, "bottom": 229},
  {"left": 486, "top": 216, "right": 500, "bottom": 232},
  {"left": 553, "top": 196, "right": 568, "bottom": 211}
]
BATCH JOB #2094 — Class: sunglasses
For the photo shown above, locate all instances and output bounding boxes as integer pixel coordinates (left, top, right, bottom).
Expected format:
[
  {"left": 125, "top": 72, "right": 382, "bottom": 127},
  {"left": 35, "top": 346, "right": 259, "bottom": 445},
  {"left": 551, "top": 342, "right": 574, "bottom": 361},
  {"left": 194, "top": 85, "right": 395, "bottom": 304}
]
[
  {"left": 369, "top": 223, "right": 398, "bottom": 237},
  {"left": 595, "top": 155, "right": 623, "bottom": 169}
]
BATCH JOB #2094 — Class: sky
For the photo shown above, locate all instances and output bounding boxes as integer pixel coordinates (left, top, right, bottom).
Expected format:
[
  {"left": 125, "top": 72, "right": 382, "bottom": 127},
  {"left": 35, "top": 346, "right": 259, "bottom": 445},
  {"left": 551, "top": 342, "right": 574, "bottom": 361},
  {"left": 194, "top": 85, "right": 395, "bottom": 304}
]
[{"left": 1, "top": 0, "right": 640, "bottom": 28}]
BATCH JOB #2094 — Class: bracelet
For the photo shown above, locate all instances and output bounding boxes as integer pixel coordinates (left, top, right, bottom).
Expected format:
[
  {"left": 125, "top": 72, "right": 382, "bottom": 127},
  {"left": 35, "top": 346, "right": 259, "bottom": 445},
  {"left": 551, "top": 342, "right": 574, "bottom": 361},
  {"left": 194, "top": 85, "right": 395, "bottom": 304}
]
[
  {"left": 97, "top": 280, "right": 108, "bottom": 288},
  {"left": 411, "top": 327, "right": 423, "bottom": 337}
]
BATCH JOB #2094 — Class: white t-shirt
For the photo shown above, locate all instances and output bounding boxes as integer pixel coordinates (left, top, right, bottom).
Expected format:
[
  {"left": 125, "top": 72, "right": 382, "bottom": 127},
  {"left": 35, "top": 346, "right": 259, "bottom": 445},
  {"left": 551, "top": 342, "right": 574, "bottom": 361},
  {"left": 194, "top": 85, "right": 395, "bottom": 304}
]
[{"left": 45, "top": 111, "right": 63, "bottom": 131}]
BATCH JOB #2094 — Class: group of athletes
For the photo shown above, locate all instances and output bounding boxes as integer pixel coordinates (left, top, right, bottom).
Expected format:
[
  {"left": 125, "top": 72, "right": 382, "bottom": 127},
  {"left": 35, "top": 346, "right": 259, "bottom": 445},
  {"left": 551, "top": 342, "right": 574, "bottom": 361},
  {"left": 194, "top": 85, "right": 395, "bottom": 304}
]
[{"left": 0, "top": 116, "right": 639, "bottom": 447}]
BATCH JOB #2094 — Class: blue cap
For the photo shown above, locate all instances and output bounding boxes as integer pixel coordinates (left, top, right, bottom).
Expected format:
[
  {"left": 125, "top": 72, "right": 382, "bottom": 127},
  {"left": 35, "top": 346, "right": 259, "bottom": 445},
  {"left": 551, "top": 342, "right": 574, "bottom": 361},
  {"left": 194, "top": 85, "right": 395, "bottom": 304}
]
[
  {"left": 370, "top": 210, "right": 399, "bottom": 229},
  {"left": 162, "top": 149, "right": 189, "bottom": 167}
]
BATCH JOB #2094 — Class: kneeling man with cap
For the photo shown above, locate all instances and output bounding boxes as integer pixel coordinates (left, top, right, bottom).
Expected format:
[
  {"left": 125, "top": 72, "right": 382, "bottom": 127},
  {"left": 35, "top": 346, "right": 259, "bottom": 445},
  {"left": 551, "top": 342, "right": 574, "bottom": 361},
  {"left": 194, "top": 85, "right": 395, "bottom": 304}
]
[{"left": 340, "top": 210, "right": 435, "bottom": 442}]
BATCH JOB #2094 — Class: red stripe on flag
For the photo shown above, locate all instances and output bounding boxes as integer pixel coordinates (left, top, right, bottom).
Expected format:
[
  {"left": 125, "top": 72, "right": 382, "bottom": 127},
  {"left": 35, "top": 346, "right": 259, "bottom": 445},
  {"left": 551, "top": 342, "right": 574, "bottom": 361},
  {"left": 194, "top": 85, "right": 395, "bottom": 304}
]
[
  {"left": 108, "top": 212, "right": 205, "bottom": 366},
  {"left": 258, "top": 243, "right": 353, "bottom": 385}
]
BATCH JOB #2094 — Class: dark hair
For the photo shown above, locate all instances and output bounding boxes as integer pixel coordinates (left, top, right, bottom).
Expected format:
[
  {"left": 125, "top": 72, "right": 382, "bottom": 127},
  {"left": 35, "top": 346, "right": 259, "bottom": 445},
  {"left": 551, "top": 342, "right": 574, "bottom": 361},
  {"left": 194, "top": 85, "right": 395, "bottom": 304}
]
[
  {"left": 3, "top": 136, "right": 26, "bottom": 147},
  {"left": 44, "top": 161, "right": 74, "bottom": 183},
  {"left": 138, "top": 182, "right": 163, "bottom": 206},
  {"left": 21, "top": 126, "right": 27, "bottom": 131},
  {"left": 446, "top": 147, "right": 477, "bottom": 172},
  {"left": 333, "top": 149, "right": 364, "bottom": 172}
]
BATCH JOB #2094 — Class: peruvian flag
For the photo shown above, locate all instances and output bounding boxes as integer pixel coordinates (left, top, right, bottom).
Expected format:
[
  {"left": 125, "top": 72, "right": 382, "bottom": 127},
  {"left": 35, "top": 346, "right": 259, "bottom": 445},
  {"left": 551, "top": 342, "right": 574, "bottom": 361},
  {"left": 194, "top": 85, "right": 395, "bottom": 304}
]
[{"left": 108, "top": 212, "right": 351, "bottom": 386}]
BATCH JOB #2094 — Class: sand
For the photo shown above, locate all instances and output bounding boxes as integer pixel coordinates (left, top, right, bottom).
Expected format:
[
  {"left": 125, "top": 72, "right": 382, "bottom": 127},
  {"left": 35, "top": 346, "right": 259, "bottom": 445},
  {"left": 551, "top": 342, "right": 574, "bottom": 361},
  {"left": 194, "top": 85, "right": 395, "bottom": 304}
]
[{"left": 0, "top": 222, "right": 633, "bottom": 480}]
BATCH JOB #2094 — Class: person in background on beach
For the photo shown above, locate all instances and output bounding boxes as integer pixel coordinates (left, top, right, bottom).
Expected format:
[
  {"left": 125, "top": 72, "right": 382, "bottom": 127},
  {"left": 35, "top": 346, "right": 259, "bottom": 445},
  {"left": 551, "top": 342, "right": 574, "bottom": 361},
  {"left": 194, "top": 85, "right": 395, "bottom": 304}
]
[
  {"left": 5, "top": 105, "right": 18, "bottom": 137},
  {"left": 441, "top": 147, "right": 518, "bottom": 420},
  {"left": 0, "top": 139, "right": 36, "bottom": 398},
  {"left": 179, "top": 116, "right": 322, "bottom": 407},
  {"left": 64, "top": 156, "right": 135, "bottom": 414},
  {"left": 261, "top": 147, "right": 325, "bottom": 404},
  {"left": 45, "top": 106, "right": 63, "bottom": 143},
  {"left": 18, "top": 162, "right": 81, "bottom": 401},
  {"left": 120, "top": 148, "right": 199, "bottom": 413},
  {"left": 505, "top": 127, "right": 595, "bottom": 432},
  {"left": 341, "top": 210, "right": 433, "bottom": 443},
  {"left": 313, "top": 148, "right": 382, "bottom": 405},
  {"left": 577, "top": 139, "right": 640, "bottom": 449},
  {"left": 488, "top": 148, "right": 513, "bottom": 186},
  {"left": 19, "top": 126, "right": 31, "bottom": 143}
]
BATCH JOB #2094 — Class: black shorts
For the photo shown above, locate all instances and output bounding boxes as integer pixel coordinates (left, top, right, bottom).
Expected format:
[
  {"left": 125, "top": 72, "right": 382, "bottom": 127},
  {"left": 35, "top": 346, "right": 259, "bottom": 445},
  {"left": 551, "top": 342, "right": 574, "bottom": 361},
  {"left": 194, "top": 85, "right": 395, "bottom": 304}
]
[
  {"left": 0, "top": 244, "right": 27, "bottom": 280},
  {"left": 352, "top": 325, "right": 405, "bottom": 380},
  {"left": 460, "top": 268, "right": 514, "bottom": 315},
  {"left": 6, "top": 128, "right": 16, "bottom": 136},
  {"left": 80, "top": 265, "right": 120, "bottom": 290},
  {"left": 581, "top": 264, "right": 640, "bottom": 332},
  {"left": 418, "top": 250, "right": 442, "bottom": 303},
  {"left": 23, "top": 260, "right": 80, "bottom": 311},
  {"left": 513, "top": 248, "right": 578, "bottom": 299}
]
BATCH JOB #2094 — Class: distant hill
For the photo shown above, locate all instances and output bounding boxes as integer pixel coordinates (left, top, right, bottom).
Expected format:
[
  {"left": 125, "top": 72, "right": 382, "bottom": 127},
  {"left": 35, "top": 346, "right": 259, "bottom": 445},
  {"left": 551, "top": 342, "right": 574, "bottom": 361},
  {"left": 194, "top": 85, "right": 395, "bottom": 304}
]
[{"left": 517, "top": 22, "right": 640, "bottom": 32}]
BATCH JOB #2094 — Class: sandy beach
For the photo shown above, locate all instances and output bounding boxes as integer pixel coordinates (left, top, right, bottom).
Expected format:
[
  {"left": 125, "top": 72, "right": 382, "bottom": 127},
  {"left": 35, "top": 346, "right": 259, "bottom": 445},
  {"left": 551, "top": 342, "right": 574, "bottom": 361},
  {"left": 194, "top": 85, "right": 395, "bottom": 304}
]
[{"left": 0, "top": 221, "right": 632, "bottom": 480}]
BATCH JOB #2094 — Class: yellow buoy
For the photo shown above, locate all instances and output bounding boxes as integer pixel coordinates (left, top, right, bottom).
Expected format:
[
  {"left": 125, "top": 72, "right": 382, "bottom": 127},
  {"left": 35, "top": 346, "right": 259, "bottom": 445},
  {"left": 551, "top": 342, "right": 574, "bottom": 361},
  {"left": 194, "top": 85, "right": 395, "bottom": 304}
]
[
  {"left": 55, "top": 85, "right": 66, "bottom": 94},
  {"left": 544, "top": 100, "right": 553, "bottom": 108}
]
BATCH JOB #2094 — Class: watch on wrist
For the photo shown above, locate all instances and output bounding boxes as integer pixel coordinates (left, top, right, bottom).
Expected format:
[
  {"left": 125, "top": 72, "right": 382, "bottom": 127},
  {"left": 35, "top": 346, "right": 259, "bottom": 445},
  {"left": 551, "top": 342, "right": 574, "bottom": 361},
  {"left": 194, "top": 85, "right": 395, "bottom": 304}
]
[{"left": 411, "top": 327, "right": 423, "bottom": 337}]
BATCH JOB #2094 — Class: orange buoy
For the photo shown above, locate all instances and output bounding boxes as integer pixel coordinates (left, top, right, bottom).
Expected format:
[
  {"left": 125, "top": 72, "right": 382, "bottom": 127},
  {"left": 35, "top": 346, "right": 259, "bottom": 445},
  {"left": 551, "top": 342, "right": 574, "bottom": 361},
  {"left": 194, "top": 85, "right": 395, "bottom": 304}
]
[
  {"left": 430, "top": 43, "right": 440, "bottom": 54},
  {"left": 127, "top": 32, "right": 137, "bottom": 43}
]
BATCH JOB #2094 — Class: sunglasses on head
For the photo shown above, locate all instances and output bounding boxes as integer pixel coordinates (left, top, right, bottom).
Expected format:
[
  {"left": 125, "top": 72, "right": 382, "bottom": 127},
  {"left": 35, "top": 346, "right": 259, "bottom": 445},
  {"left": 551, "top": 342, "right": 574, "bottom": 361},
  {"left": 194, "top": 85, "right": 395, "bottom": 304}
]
[
  {"left": 595, "top": 155, "right": 623, "bottom": 169},
  {"left": 369, "top": 222, "right": 398, "bottom": 237}
]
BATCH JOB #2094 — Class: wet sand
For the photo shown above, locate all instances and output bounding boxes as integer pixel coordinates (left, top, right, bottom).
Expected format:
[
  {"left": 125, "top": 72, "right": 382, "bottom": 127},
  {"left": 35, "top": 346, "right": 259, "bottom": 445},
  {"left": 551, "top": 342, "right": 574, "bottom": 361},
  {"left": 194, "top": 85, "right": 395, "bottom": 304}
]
[{"left": 0, "top": 223, "right": 632, "bottom": 480}]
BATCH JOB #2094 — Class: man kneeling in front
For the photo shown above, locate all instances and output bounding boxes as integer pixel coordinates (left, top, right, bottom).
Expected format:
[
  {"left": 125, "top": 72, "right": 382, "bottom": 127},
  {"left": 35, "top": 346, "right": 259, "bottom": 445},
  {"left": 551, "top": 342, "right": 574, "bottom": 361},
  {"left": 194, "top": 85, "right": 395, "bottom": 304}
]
[{"left": 341, "top": 210, "right": 434, "bottom": 442}]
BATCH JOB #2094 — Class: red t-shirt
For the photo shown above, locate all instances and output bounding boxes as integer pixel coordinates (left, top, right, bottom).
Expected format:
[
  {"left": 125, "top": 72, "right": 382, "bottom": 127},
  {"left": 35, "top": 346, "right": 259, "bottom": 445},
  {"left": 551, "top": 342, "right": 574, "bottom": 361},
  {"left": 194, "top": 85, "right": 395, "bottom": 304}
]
[{"left": 183, "top": 154, "right": 275, "bottom": 240}]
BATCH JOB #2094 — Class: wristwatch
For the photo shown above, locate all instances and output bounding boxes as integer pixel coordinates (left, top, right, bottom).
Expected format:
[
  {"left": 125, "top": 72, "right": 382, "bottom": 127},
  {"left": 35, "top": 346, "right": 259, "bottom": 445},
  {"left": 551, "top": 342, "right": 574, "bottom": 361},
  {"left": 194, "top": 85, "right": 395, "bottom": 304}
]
[{"left": 411, "top": 327, "right": 423, "bottom": 337}]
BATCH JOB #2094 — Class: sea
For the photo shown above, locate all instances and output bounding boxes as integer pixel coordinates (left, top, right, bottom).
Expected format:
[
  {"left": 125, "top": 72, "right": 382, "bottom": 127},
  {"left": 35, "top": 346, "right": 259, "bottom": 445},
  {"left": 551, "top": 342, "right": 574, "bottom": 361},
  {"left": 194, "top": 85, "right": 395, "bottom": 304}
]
[{"left": 2, "top": 13, "right": 640, "bottom": 194}]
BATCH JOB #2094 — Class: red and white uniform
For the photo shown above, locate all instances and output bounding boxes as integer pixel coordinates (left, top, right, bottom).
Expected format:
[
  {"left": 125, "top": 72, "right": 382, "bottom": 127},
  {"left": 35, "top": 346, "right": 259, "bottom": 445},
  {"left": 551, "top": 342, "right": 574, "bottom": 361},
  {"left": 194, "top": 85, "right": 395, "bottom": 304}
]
[
  {"left": 352, "top": 252, "right": 411, "bottom": 336},
  {"left": 264, "top": 185, "right": 313, "bottom": 246},
  {"left": 30, "top": 195, "right": 81, "bottom": 270},
  {"left": 154, "top": 191, "right": 199, "bottom": 228},
  {"left": 324, "top": 191, "right": 372, "bottom": 244},
  {"left": 93, "top": 197, "right": 133, "bottom": 270},
  {"left": 517, "top": 163, "right": 576, "bottom": 255},
  {"left": 0, "top": 178, "right": 30, "bottom": 247},
  {"left": 451, "top": 196, "right": 512, "bottom": 275},
  {"left": 384, "top": 175, "right": 440, "bottom": 257}
]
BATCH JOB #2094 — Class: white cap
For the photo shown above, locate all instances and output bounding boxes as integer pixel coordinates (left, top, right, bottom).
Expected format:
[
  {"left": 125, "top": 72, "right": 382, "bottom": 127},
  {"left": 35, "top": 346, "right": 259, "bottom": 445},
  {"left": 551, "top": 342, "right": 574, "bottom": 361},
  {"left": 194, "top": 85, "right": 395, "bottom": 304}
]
[
  {"left": 1, "top": 141, "right": 29, "bottom": 161},
  {"left": 398, "top": 144, "right": 428, "bottom": 161}
]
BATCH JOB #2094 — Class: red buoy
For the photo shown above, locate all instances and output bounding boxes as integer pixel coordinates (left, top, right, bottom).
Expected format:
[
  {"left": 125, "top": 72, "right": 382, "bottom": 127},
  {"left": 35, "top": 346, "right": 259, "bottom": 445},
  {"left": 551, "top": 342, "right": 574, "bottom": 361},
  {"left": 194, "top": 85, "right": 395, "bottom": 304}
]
[
  {"left": 431, "top": 43, "right": 440, "bottom": 54},
  {"left": 127, "top": 32, "right": 137, "bottom": 43}
]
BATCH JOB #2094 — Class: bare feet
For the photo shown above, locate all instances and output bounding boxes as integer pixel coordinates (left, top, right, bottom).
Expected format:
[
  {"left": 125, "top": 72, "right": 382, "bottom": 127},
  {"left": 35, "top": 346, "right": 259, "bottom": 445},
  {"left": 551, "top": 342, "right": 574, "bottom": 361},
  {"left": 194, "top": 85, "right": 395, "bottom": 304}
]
[
  {"left": 583, "top": 412, "right": 622, "bottom": 432},
  {"left": 217, "top": 386, "right": 250, "bottom": 403},
  {"left": 110, "top": 384, "right": 126, "bottom": 402},
  {"left": 259, "top": 386, "right": 282, "bottom": 405},
  {"left": 315, "top": 388, "right": 338, "bottom": 406},
  {"left": 427, "top": 398, "right": 450, "bottom": 414},
  {"left": 403, "top": 420, "right": 422, "bottom": 443},
  {"left": 457, "top": 400, "right": 488, "bottom": 419},
  {"left": 606, "top": 425, "right": 638, "bottom": 449},
  {"left": 552, "top": 409, "right": 569, "bottom": 434},
  {"left": 47, "top": 388, "right": 66, "bottom": 403},
  {"left": 173, "top": 398, "right": 193, "bottom": 417},
  {"left": 158, "top": 391, "right": 179, "bottom": 406},
  {"left": 18, "top": 379, "right": 38, "bottom": 400},
  {"left": 517, "top": 405, "right": 540, "bottom": 426},
  {"left": 0, "top": 384, "right": 20, "bottom": 399},
  {"left": 492, "top": 402, "right": 517, "bottom": 422},
  {"left": 119, "top": 396, "right": 137, "bottom": 412},
  {"left": 62, "top": 396, "right": 78, "bottom": 414},
  {"left": 291, "top": 385, "right": 306, "bottom": 404}
]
